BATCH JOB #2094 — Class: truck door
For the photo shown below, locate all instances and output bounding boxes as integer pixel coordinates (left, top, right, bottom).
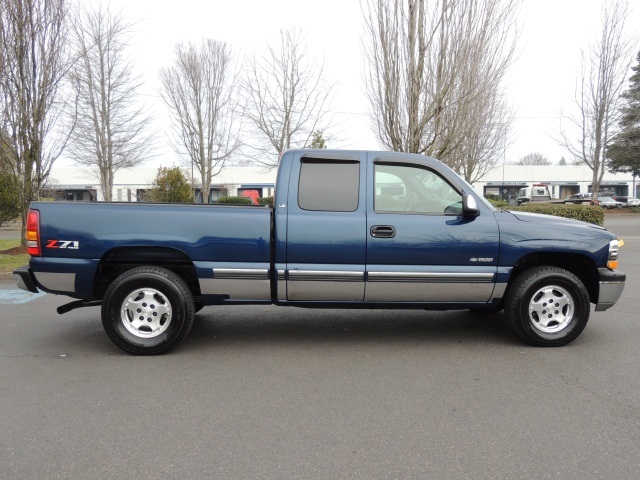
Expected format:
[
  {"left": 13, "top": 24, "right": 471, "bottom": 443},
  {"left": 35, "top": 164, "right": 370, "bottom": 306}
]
[
  {"left": 365, "top": 159, "right": 500, "bottom": 303},
  {"left": 285, "top": 152, "right": 367, "bottom": 301}
]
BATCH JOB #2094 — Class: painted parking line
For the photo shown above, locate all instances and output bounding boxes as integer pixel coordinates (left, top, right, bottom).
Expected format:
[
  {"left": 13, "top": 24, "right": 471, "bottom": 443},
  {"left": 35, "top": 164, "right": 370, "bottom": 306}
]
[{"left": 0, "top": 289, "right": 45, "bottom": 304}]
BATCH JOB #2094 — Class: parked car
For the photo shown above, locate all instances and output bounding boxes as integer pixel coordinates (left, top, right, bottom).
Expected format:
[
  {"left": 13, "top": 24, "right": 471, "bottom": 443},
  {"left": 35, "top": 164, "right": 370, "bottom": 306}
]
[
  {"left": 564, "top": 193, "right": 599, "bottom": 206},
  {"left": 625, "top": 197, "right": 640, "bottom": 207},
  {"left": 598, "top": 196, "right": 624, "bottom": 209}
]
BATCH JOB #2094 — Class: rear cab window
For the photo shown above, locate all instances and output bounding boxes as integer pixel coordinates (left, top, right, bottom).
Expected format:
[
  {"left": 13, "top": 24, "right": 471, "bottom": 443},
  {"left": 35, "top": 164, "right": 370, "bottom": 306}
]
[{"left": 298, "top": 160, "right": 360, "bottom": 212}]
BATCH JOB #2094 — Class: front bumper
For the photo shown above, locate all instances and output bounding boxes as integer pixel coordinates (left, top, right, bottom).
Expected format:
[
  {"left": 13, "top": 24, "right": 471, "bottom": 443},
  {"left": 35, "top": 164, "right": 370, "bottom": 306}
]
[
  {"left": 595, "top": 268, "right": 625, "bottom": 312},
  {"left": 13, "top": 265, "right": 39, "bottom": 294}
]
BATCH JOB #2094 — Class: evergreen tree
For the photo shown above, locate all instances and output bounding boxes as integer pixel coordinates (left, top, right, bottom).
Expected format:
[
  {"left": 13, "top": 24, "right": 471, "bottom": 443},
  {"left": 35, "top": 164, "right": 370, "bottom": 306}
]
[
  {"left": 309, "top": 130, "right": 328, "bottom": 149},
  {"left": 608, "top": 51, "right": 640, "bottom": 177},
  {"left": 0, "top": 170, "right": 20, "bottom": 226},
  {"left": 0, "top": 135, "right": 20, "bottom": 226},
  {"left": 146, "top": 166, "right": 194, "bottom": 203}
]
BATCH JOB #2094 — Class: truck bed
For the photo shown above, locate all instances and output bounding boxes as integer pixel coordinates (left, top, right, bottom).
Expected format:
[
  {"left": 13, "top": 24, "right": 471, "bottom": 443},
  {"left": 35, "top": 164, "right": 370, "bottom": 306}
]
[{"left": 29, "top": 202, "right": 272, "bottom": 299}]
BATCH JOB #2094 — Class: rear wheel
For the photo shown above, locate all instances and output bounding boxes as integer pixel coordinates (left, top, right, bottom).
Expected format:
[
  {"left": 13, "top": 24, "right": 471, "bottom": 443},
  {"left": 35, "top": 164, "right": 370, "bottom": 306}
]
[
  {"left": 101, "top": 266, "right": 195, "bottom": 355},
  {"left": 504, "top": 266, "right": 590, "bottom": 347}
]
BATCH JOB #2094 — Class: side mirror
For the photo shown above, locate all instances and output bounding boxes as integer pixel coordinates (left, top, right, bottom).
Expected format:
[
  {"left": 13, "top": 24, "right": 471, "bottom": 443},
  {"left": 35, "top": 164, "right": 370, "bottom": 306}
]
[{"left": 462, "top": 191, "right": 480, "bottom": 217}]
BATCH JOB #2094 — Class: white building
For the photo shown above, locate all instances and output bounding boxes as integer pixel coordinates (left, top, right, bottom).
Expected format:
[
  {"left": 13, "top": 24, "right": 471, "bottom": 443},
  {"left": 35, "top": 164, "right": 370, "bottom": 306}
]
[
  {"left": 475, "top": 163, "right": 637, "bottom": 205},
  {"left": 44, "top": 166, "right": 277, "bottom": 202},
  {"left": 44, "top": 161, "right": 637, "bottom": 203}
]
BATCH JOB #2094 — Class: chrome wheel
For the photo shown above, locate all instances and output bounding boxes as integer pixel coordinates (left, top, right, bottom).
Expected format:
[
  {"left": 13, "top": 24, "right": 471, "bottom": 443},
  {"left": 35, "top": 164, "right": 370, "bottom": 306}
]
[
  {"left": 528, "top": 285, "right": 573, "bottom": 334},
  {"left": 505, "top": 266, "right": 590, "bottom": 347},
  {"left": 120, "top": 288, "right": 172, "bottom": 338}
]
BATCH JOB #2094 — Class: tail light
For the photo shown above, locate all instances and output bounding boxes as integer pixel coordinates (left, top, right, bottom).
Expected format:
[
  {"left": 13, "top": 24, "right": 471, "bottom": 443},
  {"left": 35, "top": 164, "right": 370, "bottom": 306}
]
[{"left": 26, "top": 209, "right": 41, "bottom": 256}]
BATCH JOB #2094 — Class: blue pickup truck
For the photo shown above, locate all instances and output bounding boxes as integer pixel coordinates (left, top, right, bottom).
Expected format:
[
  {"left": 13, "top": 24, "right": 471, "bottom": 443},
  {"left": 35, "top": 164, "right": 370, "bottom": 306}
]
[{"left": 14, "top": 150, "right": 625, "bottom": 354}]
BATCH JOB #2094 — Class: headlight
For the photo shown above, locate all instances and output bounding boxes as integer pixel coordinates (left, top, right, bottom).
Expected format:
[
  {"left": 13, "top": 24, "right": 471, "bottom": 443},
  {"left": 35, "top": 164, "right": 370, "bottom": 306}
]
[{"left": 607, "top": 239, "right": 620, "bottom": 269}]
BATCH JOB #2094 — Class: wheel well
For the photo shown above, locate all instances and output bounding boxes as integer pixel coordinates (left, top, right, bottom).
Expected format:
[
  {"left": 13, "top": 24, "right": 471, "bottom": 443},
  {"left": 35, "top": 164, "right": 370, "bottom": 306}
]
[
  {"left": 94, "top": 247, "right": 202, "bottom": 303},
  {"left": 510, "top": 252, "right": 599, "bottom": 304}
]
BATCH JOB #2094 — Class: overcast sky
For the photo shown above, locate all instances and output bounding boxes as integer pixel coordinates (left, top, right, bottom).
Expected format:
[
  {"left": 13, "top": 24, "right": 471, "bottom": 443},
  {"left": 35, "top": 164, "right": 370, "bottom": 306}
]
[{"left": 60, "top": 0, "right": 640, "bottom": 169}]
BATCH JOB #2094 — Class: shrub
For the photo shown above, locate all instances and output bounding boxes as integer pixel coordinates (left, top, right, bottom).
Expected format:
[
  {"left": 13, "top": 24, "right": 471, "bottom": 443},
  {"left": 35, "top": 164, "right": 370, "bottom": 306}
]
[
  {"left": 487, "top": 198, "right": 509, "bottom": 208},
  {"left": 0, "top": 172, "right": 20, "bottom": 227},
  {"left": 258, "top": 196, "right": 274, "bottom": 207},
  {"left": 147, "top": 166, "right": 193, "bottom": 203},
  {"left": 508, "top": 204, "right": 604, "bottom": 226},
  {"left": 216, "top": 196, "right": 253, "bottom": 205}
]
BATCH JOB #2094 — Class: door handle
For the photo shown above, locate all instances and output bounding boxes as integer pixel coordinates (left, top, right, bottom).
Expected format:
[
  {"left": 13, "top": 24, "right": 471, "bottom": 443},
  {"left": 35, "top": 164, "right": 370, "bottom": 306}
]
[{"left": 370, "top": 225, "right": 396, "bottom": 238}]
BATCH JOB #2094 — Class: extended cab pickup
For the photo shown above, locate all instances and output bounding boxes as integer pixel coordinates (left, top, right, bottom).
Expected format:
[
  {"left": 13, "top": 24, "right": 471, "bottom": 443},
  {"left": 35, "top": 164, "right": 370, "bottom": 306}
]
[{"left": 14, "top": 150, "right": 626, "bottom": 354}]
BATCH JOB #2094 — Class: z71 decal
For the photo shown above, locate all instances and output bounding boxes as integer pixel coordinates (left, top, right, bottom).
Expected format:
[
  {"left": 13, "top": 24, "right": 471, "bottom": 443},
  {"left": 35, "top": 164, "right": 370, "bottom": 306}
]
[{"left": 46, "top": 240, "right": 79, "bottom": 250}]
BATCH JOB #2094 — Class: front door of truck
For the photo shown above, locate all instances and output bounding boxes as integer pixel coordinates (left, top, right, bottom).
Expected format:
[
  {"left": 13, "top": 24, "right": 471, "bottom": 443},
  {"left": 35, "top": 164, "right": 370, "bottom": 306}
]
[
  {"left": 365, "top": 159, "right": 500, "bottom": 303},
  {"left": 285, "top": 153, "right": 367, "bottom": 301}
]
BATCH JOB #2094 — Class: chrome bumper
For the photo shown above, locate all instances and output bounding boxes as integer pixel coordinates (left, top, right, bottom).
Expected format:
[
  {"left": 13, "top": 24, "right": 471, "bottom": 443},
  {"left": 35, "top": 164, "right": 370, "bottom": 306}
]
[
  {"left": 595, "top": 268, "right": 625, "bottom": 312},
  {"left": 13, "top": 266, "right": 39, "bottom": 294}
]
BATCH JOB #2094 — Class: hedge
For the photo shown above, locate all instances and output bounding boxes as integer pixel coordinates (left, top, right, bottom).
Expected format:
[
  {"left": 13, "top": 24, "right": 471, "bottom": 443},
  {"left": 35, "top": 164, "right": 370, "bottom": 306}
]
[
  {"left": 215, "top": 196, "right": 273, "bottom": 206},
  {"left": 216, "top": 196, "right": 253, "bottom": 205},
  {"left": 507, "top": 204, "right": 604, "bottom": 226}
]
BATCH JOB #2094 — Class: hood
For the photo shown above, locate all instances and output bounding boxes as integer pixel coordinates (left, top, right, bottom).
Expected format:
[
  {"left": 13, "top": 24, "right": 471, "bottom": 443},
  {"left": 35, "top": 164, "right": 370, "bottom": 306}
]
[{"left": 505, "top": 210, "right": 607, "bottom": 231}]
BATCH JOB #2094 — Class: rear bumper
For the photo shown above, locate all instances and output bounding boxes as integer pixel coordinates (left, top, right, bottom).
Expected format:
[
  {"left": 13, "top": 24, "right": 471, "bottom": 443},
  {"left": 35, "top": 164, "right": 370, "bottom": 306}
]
[
  {"left": 13, "top": 266, "right": 39, "bottom": 294},
  {"left": 595, "top": 268, "right": 625, "bottom": 312}
]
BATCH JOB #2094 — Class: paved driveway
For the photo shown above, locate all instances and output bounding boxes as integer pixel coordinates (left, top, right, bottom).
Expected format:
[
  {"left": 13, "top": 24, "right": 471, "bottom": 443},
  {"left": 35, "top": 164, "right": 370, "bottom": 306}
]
[{"left": 1, "top": 215, "right": 638, "bottom": 479}]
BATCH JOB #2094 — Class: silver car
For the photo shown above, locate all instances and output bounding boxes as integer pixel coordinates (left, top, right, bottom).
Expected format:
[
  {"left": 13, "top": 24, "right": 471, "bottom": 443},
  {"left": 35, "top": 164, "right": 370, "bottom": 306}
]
[
  {"left": 626, "top": 197, "right": 640, "bottom": 207},
  {"left": 598, "top": 196, "right": 624, "bottom": 209}
]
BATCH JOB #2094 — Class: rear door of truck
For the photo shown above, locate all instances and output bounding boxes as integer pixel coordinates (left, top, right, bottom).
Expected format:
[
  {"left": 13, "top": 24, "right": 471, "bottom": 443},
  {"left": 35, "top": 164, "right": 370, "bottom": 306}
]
[{"left": 283, "top": 151, "right": 367, "bottom": 301}]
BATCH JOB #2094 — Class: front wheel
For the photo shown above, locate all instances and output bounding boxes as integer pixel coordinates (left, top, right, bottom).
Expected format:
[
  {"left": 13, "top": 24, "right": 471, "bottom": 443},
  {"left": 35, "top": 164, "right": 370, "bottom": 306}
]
[
  {"left": 504, "top": 267, "right": 590, "bottom": 347},
  {"left": 101, "top": 266, "right": 195, "bottom": 355}
]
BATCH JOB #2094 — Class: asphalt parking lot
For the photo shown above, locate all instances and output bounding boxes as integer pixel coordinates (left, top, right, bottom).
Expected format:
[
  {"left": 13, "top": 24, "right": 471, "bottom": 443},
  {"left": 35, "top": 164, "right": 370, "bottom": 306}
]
[{"left": 1, "top": 215, "right": 639, "bottom": 479}]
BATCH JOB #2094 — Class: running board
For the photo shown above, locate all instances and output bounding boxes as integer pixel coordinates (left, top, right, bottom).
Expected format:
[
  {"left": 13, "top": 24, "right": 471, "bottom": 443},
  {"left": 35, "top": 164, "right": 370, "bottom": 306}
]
[{"left": 57, "top": 300, "right": 102, "bottom": 315}]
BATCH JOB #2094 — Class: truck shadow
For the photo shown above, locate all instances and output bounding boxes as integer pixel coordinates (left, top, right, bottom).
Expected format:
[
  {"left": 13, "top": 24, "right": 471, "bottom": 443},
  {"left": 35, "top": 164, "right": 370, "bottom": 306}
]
[{"left": 186, "top": 306, "right": 518, "bottom": 350}]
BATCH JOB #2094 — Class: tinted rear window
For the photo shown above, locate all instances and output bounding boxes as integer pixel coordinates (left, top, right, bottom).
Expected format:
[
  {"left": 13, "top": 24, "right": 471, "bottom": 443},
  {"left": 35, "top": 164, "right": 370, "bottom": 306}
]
[{"left": 298, "top": 160, "right": 359, "bottom": 211}]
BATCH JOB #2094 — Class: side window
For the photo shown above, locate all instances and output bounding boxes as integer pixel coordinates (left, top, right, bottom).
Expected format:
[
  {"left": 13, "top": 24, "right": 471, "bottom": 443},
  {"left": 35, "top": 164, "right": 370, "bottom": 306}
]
[
  {"left": 298, "top": 160, "right": 360, "bottom": 211},
  {"left": 374, "top": 164, "right": 462, "bottom": 215}
]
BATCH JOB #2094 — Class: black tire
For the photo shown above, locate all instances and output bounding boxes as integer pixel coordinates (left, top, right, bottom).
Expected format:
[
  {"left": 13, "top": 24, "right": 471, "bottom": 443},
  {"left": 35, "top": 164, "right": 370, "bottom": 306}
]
[
  {"left": 101, "top": 266, "right": 195, "bottom": 355},
  {"left": 504, "top": 266, "right": 590, "bottom": 347}
]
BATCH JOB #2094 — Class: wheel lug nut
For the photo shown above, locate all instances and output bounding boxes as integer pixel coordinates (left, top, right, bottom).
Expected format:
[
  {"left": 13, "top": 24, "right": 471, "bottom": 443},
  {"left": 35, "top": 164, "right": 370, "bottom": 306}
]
[
  {"left": 137, "top": 309, "right": 141, "bottom": 313},
  {"left": 139, "top": 316, "right": 144, "bottom": 320}
]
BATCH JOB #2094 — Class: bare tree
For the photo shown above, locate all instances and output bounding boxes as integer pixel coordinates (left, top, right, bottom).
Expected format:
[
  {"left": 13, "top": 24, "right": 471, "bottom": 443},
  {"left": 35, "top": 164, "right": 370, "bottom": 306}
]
[
  {"left": 243, "top": 29, "right": 334, "bottom": 168},
  {"left": 362, "top": 0, "right": 519, "bottom": 182},
  {"left": 0, "top": 0, "right": 70, "bottom": 243},
  {"left": 517, "top": 152, "right": 551, "bottom": 166},
  {"left": 559, "top": 0, "right": 633, "bottom": 197},
  {"left": 160, "top": 39, "right": 240, "bottom": 203},
  {"left": 68, "top": 3, "right": 155, "bottom": 201}
]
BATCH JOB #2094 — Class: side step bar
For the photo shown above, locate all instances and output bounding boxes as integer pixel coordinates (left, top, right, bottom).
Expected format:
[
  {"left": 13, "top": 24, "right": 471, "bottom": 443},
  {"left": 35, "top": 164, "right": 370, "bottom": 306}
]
[{"left": 57, "top": 300, "right": 102, "bottom": 315}]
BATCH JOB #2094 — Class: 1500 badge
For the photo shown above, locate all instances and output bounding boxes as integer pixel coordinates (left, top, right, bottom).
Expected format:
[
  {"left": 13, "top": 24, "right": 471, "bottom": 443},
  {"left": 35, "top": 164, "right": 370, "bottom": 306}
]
[
  {"left": 46, "top": 240, "right": 79, "bottom": 249},
  {"left": 470, "top": 257, "right": 493, "bottom": 262}
]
